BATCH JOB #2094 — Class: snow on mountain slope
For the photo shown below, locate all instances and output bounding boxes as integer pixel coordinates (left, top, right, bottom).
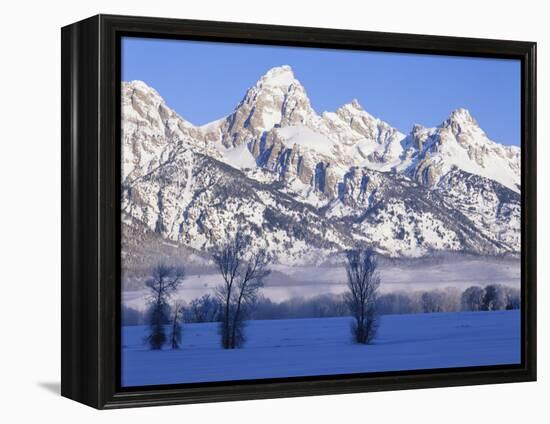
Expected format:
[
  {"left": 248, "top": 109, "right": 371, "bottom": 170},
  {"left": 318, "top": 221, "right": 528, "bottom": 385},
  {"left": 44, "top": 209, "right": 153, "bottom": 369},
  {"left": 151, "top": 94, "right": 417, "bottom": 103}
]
[
  {"left": 120, "top": 66, "right": 521, "bottom": 260},
  {"left": 325, "top": 168, "right": 512, "bottom": 257},
  {"left": 319, "top": 99, "right": 406, "bottom": 171},
  {"left": 122, "top": 143, "right": 356, "bottom": 264},
  {"left": 399, "top": 109, "right": 520, "bottom": 193},
  {"left": 435, "top": 168, "right": 520, "bottom": 251},
  {"left": 214, "top": 65, "right": 318, "bottom": 147},
  {"left": 276, "top": 125, "right": 336, "bottom": 156},
  {"left": 196, "top": 66, "right": 408, "bottom": 198},
  {"left": 121, "top": 141, "right": 513, "bottom": 263},
  {"left": 122, "top": 80, "right": 220, "bottom": 181},
  {"left": 221, "top": 144, "right": 257, "bottom": 170}
]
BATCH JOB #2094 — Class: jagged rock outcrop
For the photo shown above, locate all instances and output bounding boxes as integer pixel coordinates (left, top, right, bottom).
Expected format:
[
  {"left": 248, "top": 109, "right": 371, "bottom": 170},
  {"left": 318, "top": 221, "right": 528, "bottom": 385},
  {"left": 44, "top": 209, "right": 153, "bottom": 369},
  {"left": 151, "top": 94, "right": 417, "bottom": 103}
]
[{"left": 120, "top": 65, "right": 521, "bottom": 261}]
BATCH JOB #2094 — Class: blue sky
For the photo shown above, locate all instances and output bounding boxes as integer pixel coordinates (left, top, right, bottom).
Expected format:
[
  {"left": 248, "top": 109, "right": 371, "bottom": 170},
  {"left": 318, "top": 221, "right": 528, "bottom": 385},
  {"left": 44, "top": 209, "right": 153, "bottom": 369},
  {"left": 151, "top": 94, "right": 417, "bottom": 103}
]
[{"left": 122, "top": 37, "right": 521, "bottom": 146}]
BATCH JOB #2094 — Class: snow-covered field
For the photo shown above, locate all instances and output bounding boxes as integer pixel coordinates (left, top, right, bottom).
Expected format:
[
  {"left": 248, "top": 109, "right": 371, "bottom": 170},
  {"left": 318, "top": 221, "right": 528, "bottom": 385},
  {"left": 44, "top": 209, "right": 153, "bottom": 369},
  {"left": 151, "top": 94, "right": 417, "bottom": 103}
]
[{"left": 121, "top": 310, "right": 520, "bottom": 387}]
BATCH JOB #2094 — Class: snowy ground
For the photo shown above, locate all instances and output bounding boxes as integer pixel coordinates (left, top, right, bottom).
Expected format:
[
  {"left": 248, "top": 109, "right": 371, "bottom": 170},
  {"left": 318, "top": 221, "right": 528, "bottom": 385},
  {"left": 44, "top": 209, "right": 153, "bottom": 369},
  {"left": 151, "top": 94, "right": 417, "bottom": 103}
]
[
  {"left": 123, "top": 255, "right": 520, "bottom": 309},
  {"left": 121, "top": 310, "right": 520, "bottom": 387}
]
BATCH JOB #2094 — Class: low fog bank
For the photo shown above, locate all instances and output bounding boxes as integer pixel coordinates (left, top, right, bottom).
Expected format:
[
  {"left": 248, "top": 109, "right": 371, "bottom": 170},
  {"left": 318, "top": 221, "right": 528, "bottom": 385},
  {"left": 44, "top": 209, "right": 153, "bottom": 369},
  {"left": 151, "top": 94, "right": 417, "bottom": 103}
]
[
  {"left": 123, "top": 283, "right": 520, "bottom": 326},
  {"left": 123, "top": 253, "right": 520, "bottom": 310}
]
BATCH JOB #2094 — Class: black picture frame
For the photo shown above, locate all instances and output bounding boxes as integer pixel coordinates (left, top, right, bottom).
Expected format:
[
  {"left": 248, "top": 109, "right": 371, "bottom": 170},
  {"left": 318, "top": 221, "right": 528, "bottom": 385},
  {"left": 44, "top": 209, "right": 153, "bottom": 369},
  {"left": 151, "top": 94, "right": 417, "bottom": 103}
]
[{"left": 61, "top": 14, "right": 537, "bottom": 409}]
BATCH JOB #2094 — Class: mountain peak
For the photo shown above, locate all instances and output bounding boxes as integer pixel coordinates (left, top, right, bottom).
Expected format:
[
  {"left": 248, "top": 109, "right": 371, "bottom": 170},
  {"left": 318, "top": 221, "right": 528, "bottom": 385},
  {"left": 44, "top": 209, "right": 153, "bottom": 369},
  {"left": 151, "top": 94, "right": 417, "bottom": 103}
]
[
  {"left": 444, "top": 108, "right": 479, "bottom": 127},
  {"left": 336, "top": 99, "right": 381, "bottom": 125},
  {"left": 123, "top": 80, "right": 162, "bottom": 98},
  {"left": 124, "top": 79, "right": 152, "bottom": 89},
  {"left": 338, "top": 98, "right": 366, "bottom": 115},
  {"left": 259, "top": 65, "right": 296, "bottom": 87},
  {"left": 347, "top": 98, "right": 363, "bottom": 110}
]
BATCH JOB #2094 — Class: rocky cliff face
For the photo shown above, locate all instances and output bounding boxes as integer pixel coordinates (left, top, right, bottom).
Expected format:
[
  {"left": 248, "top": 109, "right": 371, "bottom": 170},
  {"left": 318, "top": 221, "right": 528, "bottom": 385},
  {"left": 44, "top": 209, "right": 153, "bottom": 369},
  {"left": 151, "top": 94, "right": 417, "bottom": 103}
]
[
  {"left": 216, "top": 65, "right": 317, "bottom": 147},
  {"left": 121, "top": 80, "right": 221, "bottom": 181},
  {"left": 196, "top": 66, "right": 408, "bottom": 200},
  {"left": 121, "top": 65, "right": 521, "bottom": 262}
]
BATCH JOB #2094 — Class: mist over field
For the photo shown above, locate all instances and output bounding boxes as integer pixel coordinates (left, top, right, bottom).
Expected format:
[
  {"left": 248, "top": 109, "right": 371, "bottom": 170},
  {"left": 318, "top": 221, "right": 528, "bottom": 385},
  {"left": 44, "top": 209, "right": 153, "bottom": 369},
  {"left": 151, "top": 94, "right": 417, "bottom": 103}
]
[{"left": 122, "top": 254, "right": 520, "bottom": 310}]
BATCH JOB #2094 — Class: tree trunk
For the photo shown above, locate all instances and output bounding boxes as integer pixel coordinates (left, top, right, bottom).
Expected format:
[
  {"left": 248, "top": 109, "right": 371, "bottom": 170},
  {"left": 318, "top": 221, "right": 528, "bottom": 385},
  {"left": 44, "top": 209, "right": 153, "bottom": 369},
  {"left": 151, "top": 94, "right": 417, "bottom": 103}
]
[
  {"left": 223, "top": 289, "right": 231, "bottom": 349},
  {"left": 231, "top": 290, "right": 245, "bottom": 349}
]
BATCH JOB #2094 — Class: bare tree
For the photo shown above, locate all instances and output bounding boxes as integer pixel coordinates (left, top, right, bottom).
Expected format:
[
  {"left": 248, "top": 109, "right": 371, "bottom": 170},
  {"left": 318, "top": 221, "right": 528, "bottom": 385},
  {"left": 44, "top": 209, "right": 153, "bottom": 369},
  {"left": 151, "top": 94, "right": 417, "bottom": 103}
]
[
  {"left": 482, "top": 284, "right": 507, "bottom": 311},
  {"left": 503, "top": 286, "right": 521, "bottom": 310},
  {"left": 212, "top": 231, "right": 245, "bottom": 349},
  {"left": 461, "top": 286, "right": 485, "bottom": 311},
  {"left": 377, "top": 292, "right": 416, "bottom": 315},
  {"left": 169, "top": 302, "right": 184, "bottom": 349},
  {"left": 420, "top": 290, "right": 446, "bottom": 313},
  {"left": 144, "top": 264, "right": 185, "bottom": 350},
  {"left": 187, "top": 294, "right": 221, "bottom": 323},
  {"left": 212, "top": 231, "right": 270, "bottom": 349},
  {"left": 344, "top": 248, "right": 380, "bottom": 344}
]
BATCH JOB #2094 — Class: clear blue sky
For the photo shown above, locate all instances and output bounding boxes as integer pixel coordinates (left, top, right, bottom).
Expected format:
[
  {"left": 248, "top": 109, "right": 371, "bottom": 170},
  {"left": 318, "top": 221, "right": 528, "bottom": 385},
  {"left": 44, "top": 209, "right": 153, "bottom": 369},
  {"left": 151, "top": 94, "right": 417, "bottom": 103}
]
[{"left": 122, "top": 37, "right": 521, "bottom": 146}]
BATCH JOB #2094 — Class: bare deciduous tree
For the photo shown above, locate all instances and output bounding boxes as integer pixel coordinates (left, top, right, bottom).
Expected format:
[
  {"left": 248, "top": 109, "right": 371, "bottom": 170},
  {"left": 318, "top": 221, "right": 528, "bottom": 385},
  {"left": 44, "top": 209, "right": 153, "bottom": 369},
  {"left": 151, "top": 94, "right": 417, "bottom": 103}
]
[
  {"left": 187, "top": 294, "right": 221, "bottom": 323},
  {"left": 212, "top": 231, "right": 270, "bottom": 349},
  {"left": 145, "top": 264, "right": 185, "bottom": 350},
  {"left": 420, "top": 290, "right": 445, "bottom": 313},
  {"left": 461, "top": 286, "right": 485, "bottom": 311},
  {"left": 169, "top": 302, "right": 184, "bottom": 349},
  {"left": 482, "top": 284, "right": 507, "bottom": 311},
  {"left": 376, "top": 292, "right": 416, "bottom": 315},
  {"left": 503, "top": 286, "right": 521, "bottom": 310},
  {"left": 344, "top": 248, "right": 380, "bottom": 344}
]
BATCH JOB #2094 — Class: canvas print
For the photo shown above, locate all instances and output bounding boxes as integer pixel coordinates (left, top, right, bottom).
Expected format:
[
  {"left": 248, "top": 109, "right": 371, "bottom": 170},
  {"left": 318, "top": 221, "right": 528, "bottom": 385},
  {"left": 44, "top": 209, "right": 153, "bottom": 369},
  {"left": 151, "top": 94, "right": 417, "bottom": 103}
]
[{"left": 120, "top": 37, "right": 521, "bottom": 387}]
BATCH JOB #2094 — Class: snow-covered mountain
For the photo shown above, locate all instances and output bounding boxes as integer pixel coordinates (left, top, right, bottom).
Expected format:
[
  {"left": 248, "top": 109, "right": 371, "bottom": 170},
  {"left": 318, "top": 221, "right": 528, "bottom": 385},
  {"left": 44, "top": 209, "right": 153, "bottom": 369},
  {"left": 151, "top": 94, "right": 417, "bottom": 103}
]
[
  {"left": 121, "top": 65, "right": 521, "bottom": 262},
  {"left": 398, "top": 108, "right": 520, "bottom": 193}
]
